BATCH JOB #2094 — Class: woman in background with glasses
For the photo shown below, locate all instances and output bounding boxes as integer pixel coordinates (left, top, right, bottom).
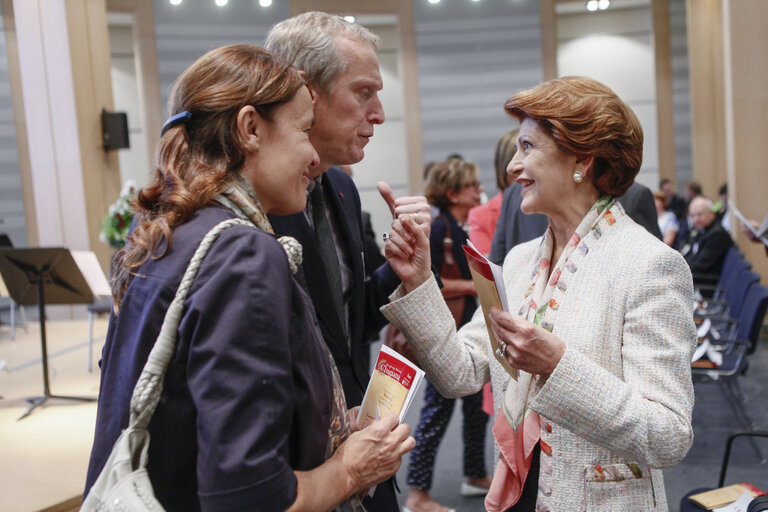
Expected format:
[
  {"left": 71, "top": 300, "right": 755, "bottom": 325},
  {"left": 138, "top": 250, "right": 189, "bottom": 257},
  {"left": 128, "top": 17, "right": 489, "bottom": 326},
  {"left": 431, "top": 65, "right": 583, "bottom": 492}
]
[{"left": 404, "top": 157, "right": 492, "bottom": 512}]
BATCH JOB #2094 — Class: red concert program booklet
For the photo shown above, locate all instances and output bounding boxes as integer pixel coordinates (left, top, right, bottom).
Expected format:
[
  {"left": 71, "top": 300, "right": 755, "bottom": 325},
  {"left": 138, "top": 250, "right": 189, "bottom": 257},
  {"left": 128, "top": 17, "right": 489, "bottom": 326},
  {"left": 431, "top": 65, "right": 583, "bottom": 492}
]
[
  {"left": 462, "top": 240, "right": 519, "bottom": 380},
  {"left": 357, "top": 345, "right": 425, "bottom": 424}
]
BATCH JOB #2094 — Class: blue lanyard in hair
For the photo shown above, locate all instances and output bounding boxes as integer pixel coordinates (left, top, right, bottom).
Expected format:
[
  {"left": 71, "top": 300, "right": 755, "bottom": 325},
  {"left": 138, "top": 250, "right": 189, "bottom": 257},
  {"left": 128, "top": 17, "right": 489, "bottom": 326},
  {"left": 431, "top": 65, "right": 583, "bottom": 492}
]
[{"left": 161, "top": 111, "right": 192, "bottom": 136}]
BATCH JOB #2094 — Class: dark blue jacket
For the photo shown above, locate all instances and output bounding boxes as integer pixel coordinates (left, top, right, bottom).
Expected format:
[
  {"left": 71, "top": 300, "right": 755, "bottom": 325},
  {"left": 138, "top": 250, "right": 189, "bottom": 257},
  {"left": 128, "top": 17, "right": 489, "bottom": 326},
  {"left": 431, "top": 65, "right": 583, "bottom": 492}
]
[{"left": 85, "top": 206, "right": 333, "bottom": 512}]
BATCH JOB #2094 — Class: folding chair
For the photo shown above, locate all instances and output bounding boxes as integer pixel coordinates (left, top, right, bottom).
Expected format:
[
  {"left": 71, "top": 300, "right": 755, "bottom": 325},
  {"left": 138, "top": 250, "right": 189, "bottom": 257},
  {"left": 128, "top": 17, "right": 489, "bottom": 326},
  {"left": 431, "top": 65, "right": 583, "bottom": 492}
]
[
  {"left": 696, "top": 269, "right": 761, "bottom": 342},
  {"left": 692, "top": 284, "right": 768, "bottom": 454},
  {"left": 1, "top": 280, "right": 28, "bottom": 341},
  {"left": 695, "top": 247, "right": 748, "bottom": 308},
  {"left": 680, "top": 430, "right": 768, "bottom": 512},
  {"left": 696, "top": 264, "right": 756, "bottom": 318}
]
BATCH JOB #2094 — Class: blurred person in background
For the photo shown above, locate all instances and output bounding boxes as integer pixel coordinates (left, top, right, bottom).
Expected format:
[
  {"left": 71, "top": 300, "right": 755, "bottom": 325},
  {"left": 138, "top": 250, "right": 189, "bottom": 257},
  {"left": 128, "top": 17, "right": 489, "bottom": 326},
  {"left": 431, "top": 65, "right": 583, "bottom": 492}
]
[
  {"left": 468, "top": 129, "right": 519, "bottom": 257},
  {"left": 404, "top": 157, "right": 493, "bottom": 512},
  {"left": 660, "top": 178, "right": 686, "bottom": 220},
  {"left": 654, "top": 190, "right": 680, "bottom": 247}
]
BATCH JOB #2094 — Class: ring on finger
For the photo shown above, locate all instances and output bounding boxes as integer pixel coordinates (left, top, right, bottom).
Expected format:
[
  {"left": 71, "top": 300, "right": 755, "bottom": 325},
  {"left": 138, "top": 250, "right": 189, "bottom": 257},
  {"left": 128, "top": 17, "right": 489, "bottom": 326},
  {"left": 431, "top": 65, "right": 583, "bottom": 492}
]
[
  {"left": 382, "top": 232, "right": 390, "bottom": 243},
  {"left": 496, "top": 341, "right": 507, "bottom": 358}
]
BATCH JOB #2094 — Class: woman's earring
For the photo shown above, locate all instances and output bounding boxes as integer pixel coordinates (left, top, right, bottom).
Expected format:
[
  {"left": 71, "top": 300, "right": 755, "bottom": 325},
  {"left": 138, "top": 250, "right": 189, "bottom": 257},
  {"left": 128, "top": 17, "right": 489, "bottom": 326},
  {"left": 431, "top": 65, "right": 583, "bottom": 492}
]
[{"left": 572, "top": 170, "right": 583, "bottom": 183}]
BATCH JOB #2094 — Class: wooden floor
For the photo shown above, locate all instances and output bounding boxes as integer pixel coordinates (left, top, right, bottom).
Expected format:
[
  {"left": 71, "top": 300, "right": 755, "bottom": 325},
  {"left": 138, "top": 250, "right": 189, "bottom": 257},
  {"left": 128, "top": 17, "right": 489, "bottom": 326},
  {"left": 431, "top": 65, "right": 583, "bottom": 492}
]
[{"left": 0, "top": 313, "right": 108, "bottom": 512}]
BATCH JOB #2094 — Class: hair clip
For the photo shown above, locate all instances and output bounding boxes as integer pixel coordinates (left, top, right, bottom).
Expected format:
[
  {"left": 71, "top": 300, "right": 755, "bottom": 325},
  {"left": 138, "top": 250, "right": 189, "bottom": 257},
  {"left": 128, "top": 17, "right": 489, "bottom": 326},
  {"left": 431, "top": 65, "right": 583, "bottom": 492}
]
[{"left": 161, "top": 111, "right": 192, "bottom": 136}]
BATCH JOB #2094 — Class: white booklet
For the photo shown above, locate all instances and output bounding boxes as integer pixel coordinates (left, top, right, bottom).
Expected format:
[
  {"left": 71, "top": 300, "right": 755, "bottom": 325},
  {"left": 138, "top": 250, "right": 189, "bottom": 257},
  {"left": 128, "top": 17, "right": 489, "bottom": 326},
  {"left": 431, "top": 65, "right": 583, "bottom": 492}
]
[
  {"left": 357, "top": 345, "right": 425, "bottom": 424},
  {"left": 730, "top": 203, "right": 768, "bottom": 246}
]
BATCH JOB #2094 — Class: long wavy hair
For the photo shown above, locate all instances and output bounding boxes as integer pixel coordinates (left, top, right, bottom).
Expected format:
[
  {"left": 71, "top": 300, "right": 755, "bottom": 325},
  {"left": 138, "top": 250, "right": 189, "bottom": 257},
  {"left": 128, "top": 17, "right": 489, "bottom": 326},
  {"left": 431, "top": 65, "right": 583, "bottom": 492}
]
[{"left": 110, "top": 44, "right": 304, "bottom": 309}]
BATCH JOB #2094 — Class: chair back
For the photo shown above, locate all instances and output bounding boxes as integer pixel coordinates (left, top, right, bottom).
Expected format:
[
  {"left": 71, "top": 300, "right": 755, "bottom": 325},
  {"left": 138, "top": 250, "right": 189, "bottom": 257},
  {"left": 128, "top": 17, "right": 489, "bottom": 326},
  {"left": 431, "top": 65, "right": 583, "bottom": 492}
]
[
  {"left": 736, "top": 283, "right": 768, "bottom": 353},
  {"left": 724, "top": 268, "right": 760, "bottom": 318},
  {"left": 723, "top": 245, "right": 744, "bottom": 278},
  {"left": 712, "top": 247, "right": 748, "bottom": 301}
]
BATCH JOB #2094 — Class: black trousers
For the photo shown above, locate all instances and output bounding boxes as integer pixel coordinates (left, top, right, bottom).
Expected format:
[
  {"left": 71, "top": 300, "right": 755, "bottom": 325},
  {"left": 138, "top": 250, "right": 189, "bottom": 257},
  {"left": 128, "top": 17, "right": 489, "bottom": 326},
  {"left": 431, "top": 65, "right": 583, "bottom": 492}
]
[
  {"left": 363, "top": 477, "right": 399, "bottom": 512},
  {"left": 506, "top": 442, "right": 541, "bottom": 512}
]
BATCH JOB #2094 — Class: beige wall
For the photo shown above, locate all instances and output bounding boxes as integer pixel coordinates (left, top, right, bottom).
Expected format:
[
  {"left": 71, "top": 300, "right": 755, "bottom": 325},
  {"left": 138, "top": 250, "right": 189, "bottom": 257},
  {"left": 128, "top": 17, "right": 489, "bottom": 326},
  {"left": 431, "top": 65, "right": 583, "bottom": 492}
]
[
  {"left": 722, "top": 0, "right": 768, "bottom": 282},
  {"left": 541, "top": 0, "right": 676, "bottom": 189},
  {"left": 686, "top": 0, "right": 727, "bottom": 199},
  {"left": 652, "top": 0, "right": 676, "bottom": 185},
  {"left": 7, "top": 0, "right": 121, "bottom": 274},
  {"left": 687, "top": 0, "right": 768, "bottom": 281},
  {"left": 107, "top": 0, "right": 162, "bottom": 176},
  {"left": 66, "top": 0, "right": 122, "bottom": 272}
]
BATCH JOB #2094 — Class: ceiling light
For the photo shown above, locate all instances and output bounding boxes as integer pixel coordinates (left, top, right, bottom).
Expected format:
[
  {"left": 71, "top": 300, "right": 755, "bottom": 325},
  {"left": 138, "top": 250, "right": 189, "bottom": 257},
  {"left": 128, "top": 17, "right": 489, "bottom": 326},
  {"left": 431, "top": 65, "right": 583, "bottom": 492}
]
[
  {"left": 169, "top": 0, "right": 182, "bottom": 5},
  {"left": 586, "top": 0, "right": 598, "bottom": 11},
  {"left": 598, "top": 0, "right": 610, "bottom": 9},
  {"left": 428, "top": 0, "right": 441, "bottom": 4},
  {"left": 343, "top": 15, "right": 355, "bottom": 23},
  {"left": 215, "top": 0, "right": 228, "bottom": 6},
  {"left": 471, "top": 0, "right": 481, "bottom": 2},
  {"left": 259, "top": 0, "right": 272, "bottom": 6}
]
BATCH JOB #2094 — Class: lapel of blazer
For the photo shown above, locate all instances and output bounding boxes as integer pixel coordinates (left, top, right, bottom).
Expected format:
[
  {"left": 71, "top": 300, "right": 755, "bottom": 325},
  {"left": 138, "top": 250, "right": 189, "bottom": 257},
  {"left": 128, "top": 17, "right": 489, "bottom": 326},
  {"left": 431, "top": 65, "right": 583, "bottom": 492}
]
[
  {"left": 323, "top": 169, "right": 365, "bottom": 345},
  {"left": 268, "top": 208, "right": 348, "bottom": 356}
]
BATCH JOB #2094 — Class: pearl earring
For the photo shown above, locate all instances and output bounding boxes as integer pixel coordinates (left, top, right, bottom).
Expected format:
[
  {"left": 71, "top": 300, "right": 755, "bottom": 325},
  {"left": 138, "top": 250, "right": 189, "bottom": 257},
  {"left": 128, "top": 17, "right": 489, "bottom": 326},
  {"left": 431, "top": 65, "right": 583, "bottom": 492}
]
[{"left": 572, "top": 170, "right": 583, "bottom": 183}]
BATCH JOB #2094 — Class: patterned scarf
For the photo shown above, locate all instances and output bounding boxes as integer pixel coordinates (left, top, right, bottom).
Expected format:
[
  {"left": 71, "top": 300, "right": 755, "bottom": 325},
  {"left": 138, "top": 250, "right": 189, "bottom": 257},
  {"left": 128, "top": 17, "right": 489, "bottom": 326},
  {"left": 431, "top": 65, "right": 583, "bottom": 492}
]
[
  {"left": 215, "top": 175, "right": 365, "bottom": 512},
  {"left": 214, "top": 176, "right": 303, "bottom": 274},
  {"left": 486, "top": 196, "right": 616, "bottom": 512}
]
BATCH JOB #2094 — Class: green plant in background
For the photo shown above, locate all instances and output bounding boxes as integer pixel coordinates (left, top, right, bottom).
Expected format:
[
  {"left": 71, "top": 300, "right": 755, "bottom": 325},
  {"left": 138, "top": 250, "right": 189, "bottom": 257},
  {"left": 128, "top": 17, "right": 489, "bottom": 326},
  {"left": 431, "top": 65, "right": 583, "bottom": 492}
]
[{"left": 100, "top": 180, "right": 137, "bottom": 249}]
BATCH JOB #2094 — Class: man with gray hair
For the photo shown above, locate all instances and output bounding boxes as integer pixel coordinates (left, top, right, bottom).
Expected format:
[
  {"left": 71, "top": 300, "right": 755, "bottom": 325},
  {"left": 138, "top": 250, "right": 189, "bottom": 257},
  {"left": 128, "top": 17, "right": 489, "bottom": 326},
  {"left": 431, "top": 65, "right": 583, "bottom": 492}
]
[
  {"left": 681, "top": 195, "right": 733, "bottom": 287},
  {"left": 266, "top": 14, "right": 429, "bottom": 510}
]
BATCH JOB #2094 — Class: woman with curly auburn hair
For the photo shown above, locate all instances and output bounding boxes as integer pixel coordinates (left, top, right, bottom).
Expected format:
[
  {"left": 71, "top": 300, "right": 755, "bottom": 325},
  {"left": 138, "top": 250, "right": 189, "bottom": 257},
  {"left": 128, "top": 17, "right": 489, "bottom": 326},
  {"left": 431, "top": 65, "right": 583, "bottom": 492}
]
[
  {"left": 381, "top": 76, "right": 696, "bottom": 511},
  {"left": 84, "top": 44, "right": 413, "bottom": 512}
]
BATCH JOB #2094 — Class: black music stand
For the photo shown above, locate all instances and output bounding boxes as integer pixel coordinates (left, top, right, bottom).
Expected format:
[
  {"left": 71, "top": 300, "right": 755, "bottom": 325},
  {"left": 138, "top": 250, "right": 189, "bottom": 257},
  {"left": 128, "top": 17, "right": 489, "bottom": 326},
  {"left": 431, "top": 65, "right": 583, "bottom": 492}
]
[{"left": 0, "top": 247, "right": 97, "bottom": 420}]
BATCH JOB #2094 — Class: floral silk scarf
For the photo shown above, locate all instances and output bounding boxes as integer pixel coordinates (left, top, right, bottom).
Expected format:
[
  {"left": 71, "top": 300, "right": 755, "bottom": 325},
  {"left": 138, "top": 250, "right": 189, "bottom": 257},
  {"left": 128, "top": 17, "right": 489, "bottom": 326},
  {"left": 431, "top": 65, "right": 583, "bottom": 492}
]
[
  {"left": 215, "top": 176, "right": 365, "bottom": 512},
  {"left": 486, "top": 196, "right": 616, "bottom": 512}
]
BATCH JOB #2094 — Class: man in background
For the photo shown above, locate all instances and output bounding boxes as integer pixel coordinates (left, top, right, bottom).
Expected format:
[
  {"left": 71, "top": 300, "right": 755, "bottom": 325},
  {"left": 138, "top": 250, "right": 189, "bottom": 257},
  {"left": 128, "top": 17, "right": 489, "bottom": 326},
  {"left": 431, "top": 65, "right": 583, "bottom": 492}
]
[
  {"left": 660, "top": 178, "right": 687, "bottom": 220},
  {"left": 681, "top": 196, "right": 733, "bottom": 287}
]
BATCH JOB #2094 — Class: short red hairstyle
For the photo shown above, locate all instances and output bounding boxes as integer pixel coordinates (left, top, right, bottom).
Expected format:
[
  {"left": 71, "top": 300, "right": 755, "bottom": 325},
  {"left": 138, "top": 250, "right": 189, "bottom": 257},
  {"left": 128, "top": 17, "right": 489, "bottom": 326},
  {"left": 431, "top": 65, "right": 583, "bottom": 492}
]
[{"left": 504, "top": 76, "right": 643, "bottom": 197}]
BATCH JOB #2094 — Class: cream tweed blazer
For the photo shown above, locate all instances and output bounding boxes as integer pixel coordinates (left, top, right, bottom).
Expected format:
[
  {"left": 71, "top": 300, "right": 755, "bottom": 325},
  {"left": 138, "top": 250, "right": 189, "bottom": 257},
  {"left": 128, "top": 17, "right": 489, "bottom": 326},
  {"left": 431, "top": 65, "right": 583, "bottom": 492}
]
[{"left": 381, "top": 209, "right": 697, "bottom": 512}]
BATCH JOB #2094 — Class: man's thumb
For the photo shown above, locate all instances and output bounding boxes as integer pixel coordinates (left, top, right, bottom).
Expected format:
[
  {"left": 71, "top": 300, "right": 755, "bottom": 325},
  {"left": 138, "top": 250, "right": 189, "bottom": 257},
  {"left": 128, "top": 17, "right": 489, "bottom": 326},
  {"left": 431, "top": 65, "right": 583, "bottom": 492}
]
[{"left": 377, "top": 181, "right": 396, "bottom": 216}]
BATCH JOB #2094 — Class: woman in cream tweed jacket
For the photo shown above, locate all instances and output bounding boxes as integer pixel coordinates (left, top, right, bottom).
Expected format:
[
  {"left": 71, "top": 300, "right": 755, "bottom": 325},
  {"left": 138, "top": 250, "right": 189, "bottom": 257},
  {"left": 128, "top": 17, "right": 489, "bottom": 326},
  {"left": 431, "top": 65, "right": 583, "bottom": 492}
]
[{"left": 381, "top": 77, "right": 697, "bottom": 512}]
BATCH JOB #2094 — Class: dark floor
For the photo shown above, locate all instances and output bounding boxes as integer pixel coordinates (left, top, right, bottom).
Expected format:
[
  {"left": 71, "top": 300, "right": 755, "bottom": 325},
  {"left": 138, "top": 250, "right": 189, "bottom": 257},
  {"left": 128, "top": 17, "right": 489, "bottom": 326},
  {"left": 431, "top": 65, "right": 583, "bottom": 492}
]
[{"left": 373, "top": 328, "right": 768, "bottom": 512}]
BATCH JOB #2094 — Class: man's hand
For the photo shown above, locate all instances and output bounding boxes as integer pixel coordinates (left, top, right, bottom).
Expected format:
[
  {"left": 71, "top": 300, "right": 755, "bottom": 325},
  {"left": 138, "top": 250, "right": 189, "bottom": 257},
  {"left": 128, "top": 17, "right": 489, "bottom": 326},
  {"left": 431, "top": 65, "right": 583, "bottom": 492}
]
[{"left": 377, "top": 182, "right": 431, "bottom": 239}]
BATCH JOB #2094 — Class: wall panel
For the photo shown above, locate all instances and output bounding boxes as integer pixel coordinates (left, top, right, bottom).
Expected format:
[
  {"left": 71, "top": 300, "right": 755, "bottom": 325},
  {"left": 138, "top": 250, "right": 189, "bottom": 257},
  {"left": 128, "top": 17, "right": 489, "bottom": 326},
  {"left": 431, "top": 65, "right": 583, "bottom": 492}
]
[
  {"left": 669, "top": 0, "right": 692, "bottom": 192},
  {"left": 153, "top": 0, "right": 288, "bottom": 117},
  {"left": 0, "top": 7, "right": 27, "bottom": 246},
  {"left": 413, "top": 0, "right": 543, "bottom": 194}
]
